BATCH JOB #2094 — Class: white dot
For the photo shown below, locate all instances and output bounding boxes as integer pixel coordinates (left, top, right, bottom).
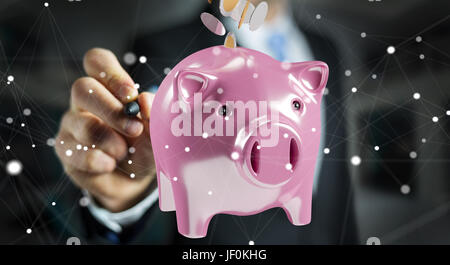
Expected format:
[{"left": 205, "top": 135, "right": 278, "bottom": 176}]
[
  {"left": 5, "top": 145, "right": 10, "bottom": 150},
  {"left": 164, "top": 145, "right": 169, "bottom": 149},
  {"left": 224, "top": 116, "right": 230, "bottom": 121},
  {"left": 249, "top": 240, "right": 255, "bottom": 245},
  {"left": 99, "top": 72, "right": 106, "bottom": 78},
  {"left": 60, "top": 140, "right": 64, "bottom": 145},
  {"left": 387, "top": 46, "right": 396, "bottom": 54},
  {"left": 281, "top": 62, "right": 291, "bottom": 70},
  {"left": 212, "top": 47, "right": 221, "bottom": 56},
  {"left": 6, "top": 160, "right": 22, "bottom": 175},
  {"left": 88, "top": 89, "right": 93, "bottom": 94},
  {"left": 415, "top": 36, "right": 422, "bottom": 42},
  {"left": 432, "top": 116, "right": 439, "bottom": 123},
  {"left": 164, "top": 67, "right": 171, "bottom": 75},
  {"left": 361, "top": 32, "right": 367, "bottom": 38},
  {"left": 6, "top": 81, "right": 10, "bottom": 85},
  {"left": 285, "top": 163, "right": 293, "bottom": 171},
  {"left": 7, "top": 75, "right": 14, "bottom": 82},
  {"left": 123, "top": 52, "right": 137, "bottom": 65},
  {"left": 253, "top": 73, "right": 259, "bottom": 79},
  {"left": 79, "top": 197, "right": 90, "bottom": 207},
  {"left": 413, "top": 93, "right": 421, "bottom": 100},
  {"left": 323, "top": 87, "right": 329, "bottom": 95},
  {"left": 323, "top": 148, "right": 330, "bottom": 154},
  {"left": 65, "top": 149, "right": 73, "bottom": 157},
  {"left": 351, "top": 155, "right": 361, "bottom": 166},
  {"left": 139, "top": 56, "right": 147, "bottom": 64},
  {"left": 311, "top": 128, "right": 316, "bottom": 132},
  {"left": 129, "top": 147, "right": 136, "bottom": 153},
  {"left": 21, "top": 123, "right": 25, "bottom": 127},
  {"left": 421, "top": 138, "right": 427, "bottom": 143},
  {"left": 128, "top": 160, "right": 132, "bottom": 165},
  {"left": 202, "top": 132, "right": 209, "bottom": 139},
  {"left": 371, "top": 74, "right": 377, "bottom": 79},
  {"left": 91, "top": 144, "right": 96, "bottom": 148},
  {"left": 231, "top": 152, "right": 239, "bottom": 160},
  {"left": 419, "top": 54, "right": 425, "bottom": 60},
  {"left": 446, "top": 110, "right": 450, "bottom": 116},
  {"left": 185, "top": 147, "right": 190, "bottom": 152},
  {"left": 134, "top": 83, "right": 140, "bottom": 89},
  {"left": 130, "top": 173, "right": 135, "bottom": 178},
  {"left": 23, "top": 108, "right": 31, "bottom": 116},
  {"left": 46, "top": 138, "right": 55, "bottom": 146},
  {"left": 283, "top": 133, "right": 289, "bottom": 138},
  {"left": 344, "top": 70, "right": 352, "bottom": 76},
  {"left": 315, "top": 14, "right": 321, "bottom": 19},
  {"left": 51, "top": 202, "right": 56, "bottom": 206},
  {"left": 217, "top": 88, "right": 223, "bottom": 94},
  {"left": 409, "top": 151, "right": 417, "bottom": 159},
  {"left": 26, "top": 228, "right": 32, "bottom": 234},
  {"left": 31, "top": 144, "right": 35, "bottom": 148},
  {"left": 126, "top": 95, "right": 131, "bottom": 100},
  {"left": 351, "top": 87, "right": 357, "bottom": 93},
  {"left": 173, "top": 177, "right": 178, "bottom": 181},
  {"left": 6, "top": 117, "right": 13, "bottom": 124},
  {"left": 83, "top": 146, "right": 88, "bottom": 151},
  {"left": 208, "top": 191, "right": 213, "bottom": 196},
  {"left": 400, "top": 184, "right": 410, "bottom": 194},
  {"left": 76, "top": 144, "right": 82, "bottom": 150},
  {"left": 374, "top": 146, "right": 380, "bottom": 151},
  {"left": 256, "top": 145, "right": 261, "bottom": 150}
]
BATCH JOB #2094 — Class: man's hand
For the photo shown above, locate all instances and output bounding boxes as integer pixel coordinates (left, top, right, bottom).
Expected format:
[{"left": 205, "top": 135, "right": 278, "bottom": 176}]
[{"left": 55, "top": 48, "right": 156, "bottom": 212}]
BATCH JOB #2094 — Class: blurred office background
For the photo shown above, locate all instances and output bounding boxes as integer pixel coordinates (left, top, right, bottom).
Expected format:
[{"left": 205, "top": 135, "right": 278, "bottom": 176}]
[{"left": 0, "top": 0, "right": 449, "bottom": 244}]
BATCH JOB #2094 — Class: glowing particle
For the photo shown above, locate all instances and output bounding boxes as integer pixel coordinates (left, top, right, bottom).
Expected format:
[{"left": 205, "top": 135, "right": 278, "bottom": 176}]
[
  {"left": 7, "top": 75, "right": 14, "bottom": 82},
  {"left": 99, "top": 72, "right": 106, "bottom": 78},
  {"left": 344, "top": 70, "right": 351, "bottom": 76},
  {"left": 409, "top": 151, "right": 417, "bottom": 159},
  {"left": 419, "top": 54, "right": 425, "bottom": 60},
  {"left": 139, "top": 56, "right": 147, "bottom": 64},
  {"left": 256, "top": 145, "right": 261, "bottom": 150},
  {"left": 446, "top": 110, "right": 450, "bottom": 116},
  {"left": 129, "top": 147, "right": 136, "bottom": 153},
  {"left": 51, "top": 202, "right": 56, "bottom": 206},
  {"left": 128, "top": 160, "right": 132, "bottom": 165},
  {"left": 315, "top": 14, "right": 321, "bottom": 20},
  {"left": 6, "top": 117, "right": 13, "bottom": 124},
  {"left": 21, "top": 123, "right": 25, "bottom": 127},
  {"left": 65, "top": 149, "right": 73, "bottom": 157},
  {"left": 130, "top": 173, "right": 135, "bottom": 179},
  {"left": 88, "top": 89, "right": 93, "bottom": 94},
  {"left": 323, "top": 148, "right": 330, "bottom": 154},
  {"left": 60, "top": 140, "right": 64, "bottom": 145},
  {"left": 202, "top": 132, "right": 209, "bottom": 139},
  {"left": 366, "top": 237, "right": 381, "bottom": 245},
  {"left": 91, "top": 144, "right": 96, "bottom": 148},
  {"left": 26, "top": 228, "right": 32, "bottom": 234},
  {"left": 185, "top": 147, "right": 190, "bottom": 152},
  {"left": 6, "top": 145, "right": 10, "bottom": 150},
  {"left": 224, "top": 116, "right": 230, "bottom": 121},
  {"left": 285, "top": 163, "right": 293, "bottom": 171},
  {"left": 415, "top": 36, "right": 422, "bottom": 42},
  {"left": 249, "top": 240, "right": 255, "bottom": 245},
  {"left": 201, "top": 12, "right": 226, "bottom": 36},
  {"left": 23, "top": 108, "right": 31, "bottom": 116},
  {"left": 312, "top": 127, "right": 316, "bottom": 132},
  {"left": 224, "top": 32, "right": 236, "bottom": 49},
  {"left": 323, "top": 88, "right": 329, "bottom": 95},
  {"left": 79, "top": 196, "right": 90, "bottom": 207},
  {"left": 173, "top": 177, "right": 178, "bottom": 181},
  {"left": 76, "top": 144, "right": 82, "bottom": 150},
  {"left": 432, "top": 116, "right": 439, "bottom": 123},
  {"left": 164, "top": 67, "right": 171, "bottom": 75},
  {"left": 253, "top": 73, "right": 259, "bottom": 79},
  {"left": 371, "top": 74, "right": 377, "bottom": 79},
  {"left": 351, "top": 155, "right": 361, "bottom": 166},
  {"left": 283, "top": 133, "right": 289, "bottom": 138},
  {"left": 231, "top": 152, "right": 239, "bottom": 160},
  {"left": 351, "top": 87, "right": 357, "bottom": 93},
  {"left": 281, "top": 62, "right": 291, "bottom": 70},
  {"left": 83, "top": 146, "right": 88, "bottom": 151},
  {"left": 413, "top": 92, "right": 421, "bottom": 100},
  {"left": 47, "top": 138, "right": 55, "bottom": 146},
  {"left": 208, "top": 190, "right": 213, "bottom": 196},
  {"left": 134, "top": 83, "right": 140, "bottom": 89},
  {"left": 401, "top": 184, "right": 410, "bottom": 194},
  {"left": 387, "top": 46, "right": 396, "bottom": 54},
  {"left": 421, "top": 138, "right": 426, "bottom": 143},
  {"left": 361, "top": 32, "right": 367, "bottom": 38},
  {"left": 164, "top": 145, "right": 169, "bottom": 149},
  {"left": 123, "top": 52, "right": 137, "bottom": 65},
  {"left": 374, "top": 146, "right": 380, "bottom": 151},
  {"left": 31, "top": 144, "right": 35, "bottom": 148},
  {"left": 6, "top": 160, "right": 22, "bottom": 175},
  {"left": 212, "top": 47, "right": 221, "bottom": 55},
  {"left": 217, "top": 88, "right": 224, "bottom": 94}
]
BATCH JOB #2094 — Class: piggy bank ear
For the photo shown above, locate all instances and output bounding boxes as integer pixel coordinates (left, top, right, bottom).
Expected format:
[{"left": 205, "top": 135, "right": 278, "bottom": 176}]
[
  {"left": 175, "top": 70, "right": 217, "bottom": 103},
  {"left": 289, "top": 61, "right": 328, "bottom": 94}
]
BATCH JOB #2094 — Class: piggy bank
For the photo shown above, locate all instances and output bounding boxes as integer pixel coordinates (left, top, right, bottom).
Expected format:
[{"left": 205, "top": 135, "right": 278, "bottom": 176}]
[{"left": 150, "top": 45, "right": 328, "bottom": 238}]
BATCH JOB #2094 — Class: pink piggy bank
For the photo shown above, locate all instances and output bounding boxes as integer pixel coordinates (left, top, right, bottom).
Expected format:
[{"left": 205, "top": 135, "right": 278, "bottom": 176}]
[{"left": 150, "top": 45, "right": 328, "bottom": 238}]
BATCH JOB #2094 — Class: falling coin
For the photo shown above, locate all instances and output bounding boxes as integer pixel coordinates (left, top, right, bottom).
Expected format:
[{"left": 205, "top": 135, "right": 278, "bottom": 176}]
[
  {"left": 220, "top": 0, "right": 240, "bottom": 17},
  {"left": 200, "top": 12, "right": 226, "bottom": 36},
  {"left": 249, "top": 1, "right": 268, "bottom": 31},
  {"left": 238, "top": 0, "right": 251, "bottom": 29},
  {"left": 224, "top": 32, "right": 236, "bottom": 48}
]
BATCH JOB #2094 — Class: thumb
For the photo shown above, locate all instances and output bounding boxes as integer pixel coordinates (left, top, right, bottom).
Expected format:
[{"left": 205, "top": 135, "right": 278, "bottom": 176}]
[{"left": 138, "top": 92, "right": 155, "bottom": 136}]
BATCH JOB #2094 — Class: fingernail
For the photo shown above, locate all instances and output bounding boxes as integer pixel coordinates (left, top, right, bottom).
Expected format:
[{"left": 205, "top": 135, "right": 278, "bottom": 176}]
[
  {"left": 124, "top": 119, "right": 143, "bottom": 136},
  {"left": 121, "top": 85, "right": 139, "bottom": 103}
]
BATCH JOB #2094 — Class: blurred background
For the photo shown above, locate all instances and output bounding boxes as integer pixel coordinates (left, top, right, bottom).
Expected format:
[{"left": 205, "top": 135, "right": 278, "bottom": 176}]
[{"left": 0, "top": 0, "right": 449, "bottom": 244}]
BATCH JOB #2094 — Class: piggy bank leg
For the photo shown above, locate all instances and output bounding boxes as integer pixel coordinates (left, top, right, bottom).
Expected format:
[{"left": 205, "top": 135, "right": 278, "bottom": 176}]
[
  {"left": 157, "top": 169, "right": 176, "bottom": 212},
  {"left": 282, "top": 195, "right": 312, "bottom": 225},
  {"left": 172, "top": 186, "right": 212, "bottom": 238}
]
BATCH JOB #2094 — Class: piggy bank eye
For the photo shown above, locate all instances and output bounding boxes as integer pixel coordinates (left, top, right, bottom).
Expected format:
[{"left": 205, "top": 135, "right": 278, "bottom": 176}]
[
  {"left": 219, "top": 105, "right": 228, "bottom": 116},
  {"left": 292, "top": 100, "right": 302, "bottom": 111}
]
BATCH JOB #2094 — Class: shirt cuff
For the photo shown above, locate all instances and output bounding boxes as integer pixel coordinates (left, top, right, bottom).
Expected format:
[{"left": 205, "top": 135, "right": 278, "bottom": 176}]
[{"left": 84, "top": 188, "right": 159, "bottom": 234}]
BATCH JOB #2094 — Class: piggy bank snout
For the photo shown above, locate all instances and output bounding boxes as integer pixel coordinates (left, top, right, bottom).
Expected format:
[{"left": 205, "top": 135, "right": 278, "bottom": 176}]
[{"left": 242, "top": 124, "right": 301, "bottom": 187}]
